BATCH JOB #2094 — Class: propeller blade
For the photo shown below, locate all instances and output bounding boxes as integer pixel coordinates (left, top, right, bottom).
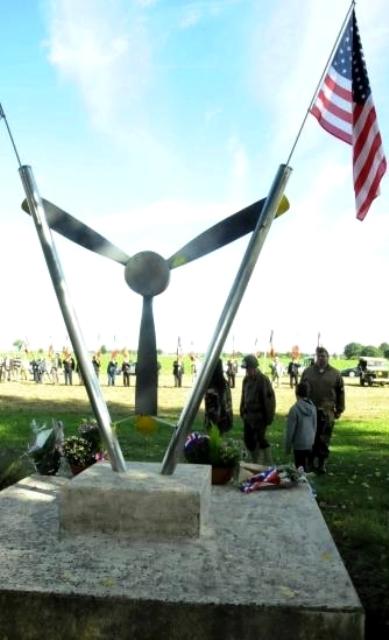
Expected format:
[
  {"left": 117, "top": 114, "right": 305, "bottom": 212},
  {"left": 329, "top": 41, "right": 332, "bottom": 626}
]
[
  {"left": 22, "top": 198, "right": 130, "bottom": 266},
  {"left": 167, "top": 194, "right": 289, "bottom": 269},
  {"left": 135, "top": 296, "right": 158, "bottom": 416}
]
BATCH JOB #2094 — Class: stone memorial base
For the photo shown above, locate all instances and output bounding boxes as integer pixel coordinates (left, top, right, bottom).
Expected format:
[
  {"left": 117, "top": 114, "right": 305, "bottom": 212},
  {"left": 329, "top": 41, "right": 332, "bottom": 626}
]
[
  {"left": 59, "top": 462, "right": 211, "bottom": 539},
  {"left": 0, "top": 470, "right": 364, "bottom": 640}
]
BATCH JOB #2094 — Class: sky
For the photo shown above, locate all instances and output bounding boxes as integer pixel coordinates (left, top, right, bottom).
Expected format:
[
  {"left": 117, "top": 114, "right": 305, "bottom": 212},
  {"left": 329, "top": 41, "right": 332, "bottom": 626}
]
[{"left": 0, "top": 0, "right": 388, "bottom": 357}]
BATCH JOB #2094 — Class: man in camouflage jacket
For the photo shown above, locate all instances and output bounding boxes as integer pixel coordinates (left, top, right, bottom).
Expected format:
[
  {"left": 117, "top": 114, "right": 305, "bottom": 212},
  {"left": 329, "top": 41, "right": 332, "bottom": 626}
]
[{"left": 301, "top": 347, "right": 345, "bottom": 473}]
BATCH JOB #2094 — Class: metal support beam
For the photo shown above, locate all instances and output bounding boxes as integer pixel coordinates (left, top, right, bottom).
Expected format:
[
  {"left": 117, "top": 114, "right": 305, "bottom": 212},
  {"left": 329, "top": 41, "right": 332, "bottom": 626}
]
[{"left": 19, "top": 165, "right": 127, "bottom": 473}]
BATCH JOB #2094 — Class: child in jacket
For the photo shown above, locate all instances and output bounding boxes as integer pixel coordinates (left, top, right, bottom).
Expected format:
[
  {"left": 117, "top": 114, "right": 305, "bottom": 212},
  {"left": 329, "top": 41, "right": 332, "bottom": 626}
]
[{"left": 285, "top": 381, "right": 317, "bottom": 471}]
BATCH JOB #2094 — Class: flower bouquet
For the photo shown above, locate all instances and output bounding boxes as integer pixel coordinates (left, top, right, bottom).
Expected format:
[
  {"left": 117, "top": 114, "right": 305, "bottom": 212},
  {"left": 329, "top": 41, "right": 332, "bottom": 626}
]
[
  {"left": 240, "top": 464, "right": 304, "bottom": 493},
  {"left": 27, "top": 419, "right": 64, "bottom": 475}
]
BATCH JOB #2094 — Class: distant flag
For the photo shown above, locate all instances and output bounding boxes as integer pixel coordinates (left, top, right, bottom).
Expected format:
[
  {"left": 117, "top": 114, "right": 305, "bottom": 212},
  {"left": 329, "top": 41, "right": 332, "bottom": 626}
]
[{"left": 310, "top": 8, "right": 386, "bottom": 220}]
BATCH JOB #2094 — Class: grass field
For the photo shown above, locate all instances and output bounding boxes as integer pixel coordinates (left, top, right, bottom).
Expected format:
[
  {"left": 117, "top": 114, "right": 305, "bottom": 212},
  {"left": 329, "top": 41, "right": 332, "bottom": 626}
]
[{"left": 0, "top": 371, "right": 388, "bottom": 638}]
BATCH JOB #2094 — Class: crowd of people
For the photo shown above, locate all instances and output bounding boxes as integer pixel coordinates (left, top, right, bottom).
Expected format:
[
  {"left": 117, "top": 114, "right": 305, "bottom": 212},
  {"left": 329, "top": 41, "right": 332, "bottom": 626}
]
[
  {"left": 1, "top": 345, "right": 345, "bottom": 474},
  {"left": 0, "top": 351, "right": 138, "bottom": 387},
  {"left": 203, "top": 347, "right": 345, "bottom": 475}
]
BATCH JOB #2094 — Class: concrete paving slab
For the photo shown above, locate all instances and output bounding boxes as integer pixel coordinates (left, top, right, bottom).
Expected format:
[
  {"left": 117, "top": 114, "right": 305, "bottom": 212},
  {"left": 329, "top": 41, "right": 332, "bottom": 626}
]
[
  {"left": 58, "top": 462, "right": 211, "bottom": 539},
  {"left": 0, "top": 472, "right": 364, "bottom": 640}
]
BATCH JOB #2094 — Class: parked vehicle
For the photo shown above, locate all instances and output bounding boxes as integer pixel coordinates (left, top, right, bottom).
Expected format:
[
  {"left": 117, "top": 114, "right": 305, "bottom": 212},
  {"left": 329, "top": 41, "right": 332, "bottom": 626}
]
[
  {"left": 341, "top": 366, "right": 361, "bottom": 378},
  {"left": 359, "top": 357, "right": 389, "bottom": 386}
]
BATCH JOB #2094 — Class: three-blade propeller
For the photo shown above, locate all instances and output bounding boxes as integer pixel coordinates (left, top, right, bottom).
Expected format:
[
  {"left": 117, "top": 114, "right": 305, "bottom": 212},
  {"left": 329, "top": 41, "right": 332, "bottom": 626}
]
[{"left": 22, "top": 194, "right": 289, "bottom": 415}]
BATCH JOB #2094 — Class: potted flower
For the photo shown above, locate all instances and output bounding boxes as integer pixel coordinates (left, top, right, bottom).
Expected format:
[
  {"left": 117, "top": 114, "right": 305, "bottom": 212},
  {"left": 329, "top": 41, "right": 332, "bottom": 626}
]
[
  {"left": 184, "top": 426, "right": 241, "bottom": 484},
  {"left": 62, "top": 436, "right": 95, "bottom": 475},
  {"left": 63, "top": 420, "right": 106, "bottom": 475}
]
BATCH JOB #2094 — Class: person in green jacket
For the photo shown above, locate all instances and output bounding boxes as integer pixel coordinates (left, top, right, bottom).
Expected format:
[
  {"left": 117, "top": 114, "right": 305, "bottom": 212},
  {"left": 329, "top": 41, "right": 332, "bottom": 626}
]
[
  {"left": 240, "top": 354, "right": 276, "bottom": 464},
  {"left": 301, "top": 346, "right": 345, "bottom": 474}
]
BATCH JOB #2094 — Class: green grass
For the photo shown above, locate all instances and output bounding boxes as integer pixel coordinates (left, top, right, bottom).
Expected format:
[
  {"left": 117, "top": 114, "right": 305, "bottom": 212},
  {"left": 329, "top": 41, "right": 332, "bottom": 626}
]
[{"left": 0, "top": 376, "right": 388, "bottom": 638}]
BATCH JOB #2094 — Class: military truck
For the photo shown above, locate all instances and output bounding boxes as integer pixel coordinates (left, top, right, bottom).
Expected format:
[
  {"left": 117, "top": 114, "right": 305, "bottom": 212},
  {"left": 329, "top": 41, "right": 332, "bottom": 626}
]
[{"left": 359, "top": 357, "right": 389, "bottom": 386}]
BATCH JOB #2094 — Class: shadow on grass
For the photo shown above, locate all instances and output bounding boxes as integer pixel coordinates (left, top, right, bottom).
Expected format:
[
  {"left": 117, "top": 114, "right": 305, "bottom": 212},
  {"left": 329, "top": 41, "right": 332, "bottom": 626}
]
[
  {"left": 0, "top": 394, "right": 208, "bottom": 469},
  {"left": 0, "top": 394, "right": 187, "bottom": 420}
]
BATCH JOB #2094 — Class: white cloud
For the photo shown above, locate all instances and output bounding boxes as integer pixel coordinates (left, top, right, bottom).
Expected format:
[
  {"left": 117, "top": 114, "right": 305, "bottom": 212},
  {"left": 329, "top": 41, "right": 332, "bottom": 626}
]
[
  {"left": 45, "top": 0, "right": 152, "bottom": 130},
  {"left": 179, "top": 7, "right": 202, "bottom": 29}
]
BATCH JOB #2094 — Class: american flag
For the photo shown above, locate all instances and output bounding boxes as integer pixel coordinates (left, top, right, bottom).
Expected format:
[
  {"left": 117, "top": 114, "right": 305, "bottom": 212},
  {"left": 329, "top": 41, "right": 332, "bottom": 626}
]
[{"left": 310, "top": 9, "right": 386, "bottom": 220}]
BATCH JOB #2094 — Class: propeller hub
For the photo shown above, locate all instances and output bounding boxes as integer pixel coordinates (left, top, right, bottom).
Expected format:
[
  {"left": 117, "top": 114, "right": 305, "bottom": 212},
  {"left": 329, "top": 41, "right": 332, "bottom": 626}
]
[{"left": 125, "top": 251, "right": 170, "bottom": 296}]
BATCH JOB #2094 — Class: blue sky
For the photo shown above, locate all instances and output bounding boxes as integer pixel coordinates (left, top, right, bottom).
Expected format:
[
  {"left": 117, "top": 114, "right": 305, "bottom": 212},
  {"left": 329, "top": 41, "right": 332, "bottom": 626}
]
[{"left": 0, "top": 0, "right": 388, "bottom": 356}]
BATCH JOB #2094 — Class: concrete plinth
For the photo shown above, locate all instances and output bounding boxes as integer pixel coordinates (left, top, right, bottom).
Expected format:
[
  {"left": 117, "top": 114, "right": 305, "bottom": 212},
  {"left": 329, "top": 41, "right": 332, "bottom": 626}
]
[
  {"left": 58, "top": 462, "right": 211, "bottom": 539},
  {"left": 0, "top": 472, "right": 364, "bottom": 640}
]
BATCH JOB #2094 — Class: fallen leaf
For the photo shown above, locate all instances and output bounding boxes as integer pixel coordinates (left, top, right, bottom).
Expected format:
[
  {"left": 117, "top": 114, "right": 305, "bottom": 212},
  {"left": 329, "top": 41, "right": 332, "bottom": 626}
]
[{"left": 279, "top": 585, "right": 297, "bottom": 598}]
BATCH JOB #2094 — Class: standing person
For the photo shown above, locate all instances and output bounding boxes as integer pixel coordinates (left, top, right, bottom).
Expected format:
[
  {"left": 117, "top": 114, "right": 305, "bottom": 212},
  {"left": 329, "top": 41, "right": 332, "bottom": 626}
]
[
  {"left": 92, "top": 353, "right": 101, "bottom": 379},
  {"left": 270, "top": 356, "right": 282, "bottom": 388},
  {"left": 240, "top": 354, "right": 276, "bottom": 464},
  {"left": 107, "top": 357, "right": 118, "bottom": 386},
  {"left": 287, "top": 358, "right": 300, "bottom": 388},
  {"left": 285, "top": 381, "right": 317, "bottom": 471},
  {"left": 31, "top": 359, "right": 42, "bottom": 383},
  {"left": 172, "top": 359, "right": 184, "bottom": 387},
  {"left": 172, "top": 360, "right": 179, "bottom": 387},
  {"left": 204, "top": 359, "right": 233, "bottom": 434},
  {"left": 226, "top": 360, "right": 236, "bottom": 388},
  {"left": 301, "top": 346, "right": 345, "bottom": 474},
  {"left": 122, "top": 359, "right": 131, "bottom": 387},
  {"left": 62, "top": 352, "right": 74, "bottom": 385}
]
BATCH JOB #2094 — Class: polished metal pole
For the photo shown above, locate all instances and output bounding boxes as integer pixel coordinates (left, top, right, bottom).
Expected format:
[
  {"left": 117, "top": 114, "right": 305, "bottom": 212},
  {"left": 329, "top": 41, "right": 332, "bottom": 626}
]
[
  {"left": 19, "top": 165, "right": 127, "bottom": 473},
  {"left": 161, "top": 163, "right": 292, "bottom": 475}
]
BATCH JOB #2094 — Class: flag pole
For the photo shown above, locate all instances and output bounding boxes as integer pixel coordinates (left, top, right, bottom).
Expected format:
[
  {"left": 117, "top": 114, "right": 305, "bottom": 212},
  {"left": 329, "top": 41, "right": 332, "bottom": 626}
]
[
  {"left": 0, "top": 104, "right": 23, "bottom": 168},
  {"left": 285, "top": 0, "right": 355, "bottom": 166},
  {"left": 0, "top": 104, "right": 127, "bottom": 473}
]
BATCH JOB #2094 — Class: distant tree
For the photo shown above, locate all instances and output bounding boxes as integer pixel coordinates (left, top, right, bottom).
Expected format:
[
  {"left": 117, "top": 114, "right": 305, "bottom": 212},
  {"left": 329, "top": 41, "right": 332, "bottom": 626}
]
[
  {"left": 360, "top": 345, "right": 380, "bottom": 357},
  {"left": 344, "top": 342, "right": 363, "bottom": 359},
  {"left": 12, "top": 339, "right": 24, "bottom": 352},
  {"left": 379, "top": 342, "right": 389, "bottom": 356},
  {"left": 100, "top": 345, "right": 107, "bottom": 354},
  {"left": 384, "top": 349, "right": 389, "bottom": 359}
]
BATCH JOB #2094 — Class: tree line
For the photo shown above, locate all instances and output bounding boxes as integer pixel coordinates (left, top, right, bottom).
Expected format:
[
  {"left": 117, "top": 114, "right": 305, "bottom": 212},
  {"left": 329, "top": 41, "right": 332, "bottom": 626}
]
[{"left": 343, "top": 342, "right": 389, "bottom": 359}]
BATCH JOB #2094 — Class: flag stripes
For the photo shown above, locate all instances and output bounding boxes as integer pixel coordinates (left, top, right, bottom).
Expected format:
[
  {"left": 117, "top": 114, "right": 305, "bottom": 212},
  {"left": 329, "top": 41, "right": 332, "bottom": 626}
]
[{"left": 310, "top": 9, "right": 386, "bottom": 220}]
